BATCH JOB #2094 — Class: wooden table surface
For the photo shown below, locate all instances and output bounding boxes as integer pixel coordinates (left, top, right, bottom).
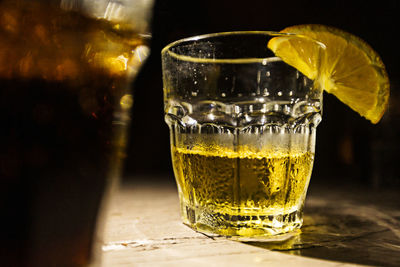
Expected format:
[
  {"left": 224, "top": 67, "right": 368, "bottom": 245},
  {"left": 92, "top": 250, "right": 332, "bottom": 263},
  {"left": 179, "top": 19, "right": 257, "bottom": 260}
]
[{"left": 101, "top": 175, "right": 400, "bottom": 267}]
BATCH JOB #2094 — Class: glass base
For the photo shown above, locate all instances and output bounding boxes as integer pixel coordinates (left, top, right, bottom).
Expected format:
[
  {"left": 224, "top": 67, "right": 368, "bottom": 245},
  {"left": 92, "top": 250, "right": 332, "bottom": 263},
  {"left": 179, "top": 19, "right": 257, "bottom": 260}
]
[{"left": 181, "top": 202, "right": 303, "bottom": 242}]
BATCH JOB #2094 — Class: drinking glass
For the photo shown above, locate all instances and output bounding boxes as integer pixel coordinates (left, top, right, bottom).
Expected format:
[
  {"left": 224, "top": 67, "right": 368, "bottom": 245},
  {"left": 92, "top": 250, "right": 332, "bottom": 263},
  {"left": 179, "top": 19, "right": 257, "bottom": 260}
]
[
  {"left": 0, "top": 0, "right": 153, "bottom": 265},
  {"left": 162, "top": 31, "right": 323, "bottom": 240}
]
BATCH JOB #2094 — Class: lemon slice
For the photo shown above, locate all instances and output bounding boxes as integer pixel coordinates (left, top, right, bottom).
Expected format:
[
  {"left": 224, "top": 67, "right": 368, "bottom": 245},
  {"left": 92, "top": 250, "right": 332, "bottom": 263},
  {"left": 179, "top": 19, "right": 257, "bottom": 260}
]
[{"left": 268, "top": 24, "right": 390, "bottom": 124}]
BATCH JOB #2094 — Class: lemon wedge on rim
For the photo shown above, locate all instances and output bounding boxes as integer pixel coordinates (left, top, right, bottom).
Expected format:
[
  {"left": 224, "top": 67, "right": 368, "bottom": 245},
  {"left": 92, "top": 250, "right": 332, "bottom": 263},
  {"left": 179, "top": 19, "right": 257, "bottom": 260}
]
[{"left": 268, "top": 24, "right": 390, "bottom": 124}]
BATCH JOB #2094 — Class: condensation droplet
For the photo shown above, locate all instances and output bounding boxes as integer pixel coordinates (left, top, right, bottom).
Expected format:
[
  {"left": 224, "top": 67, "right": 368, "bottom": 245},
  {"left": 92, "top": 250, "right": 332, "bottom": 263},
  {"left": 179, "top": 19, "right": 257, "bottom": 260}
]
[{"left": 277, "top": 91, "right": 283, "bottom": 96}]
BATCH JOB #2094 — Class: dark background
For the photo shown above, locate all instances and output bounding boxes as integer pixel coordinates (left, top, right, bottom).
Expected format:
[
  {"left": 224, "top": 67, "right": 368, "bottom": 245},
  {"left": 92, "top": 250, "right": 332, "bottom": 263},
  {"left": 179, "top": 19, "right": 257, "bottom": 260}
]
[{"left": 125, "top": 0, "right": 400, "bottom": 188}]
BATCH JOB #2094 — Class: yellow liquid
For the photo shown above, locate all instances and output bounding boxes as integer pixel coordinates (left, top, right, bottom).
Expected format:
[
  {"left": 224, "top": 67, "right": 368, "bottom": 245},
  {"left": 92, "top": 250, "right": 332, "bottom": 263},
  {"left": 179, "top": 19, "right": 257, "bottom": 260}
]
[{"left": 172, "top": 145, "right": 314, "bottom": 238}]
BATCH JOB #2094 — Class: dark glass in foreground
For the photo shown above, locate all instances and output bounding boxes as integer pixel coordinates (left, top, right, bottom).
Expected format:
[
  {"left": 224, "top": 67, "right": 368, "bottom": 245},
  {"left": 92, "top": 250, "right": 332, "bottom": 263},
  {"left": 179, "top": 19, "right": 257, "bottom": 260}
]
[{"left": 0, "top": 1, "right": 149, "bottom": 265}]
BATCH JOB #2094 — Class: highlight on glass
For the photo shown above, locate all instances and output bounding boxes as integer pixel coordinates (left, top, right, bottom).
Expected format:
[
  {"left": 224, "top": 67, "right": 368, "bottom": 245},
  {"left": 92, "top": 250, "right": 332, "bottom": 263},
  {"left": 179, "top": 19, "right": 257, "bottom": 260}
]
[{"left": 162, "top": 31, "right": 324, "bottom": 240}]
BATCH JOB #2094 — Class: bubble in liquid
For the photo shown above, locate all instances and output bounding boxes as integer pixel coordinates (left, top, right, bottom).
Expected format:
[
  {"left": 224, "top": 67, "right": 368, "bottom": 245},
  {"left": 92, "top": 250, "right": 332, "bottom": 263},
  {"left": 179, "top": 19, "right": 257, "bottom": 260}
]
[{"left": 120, "top": 94, "right": 133, "bottom": 110}]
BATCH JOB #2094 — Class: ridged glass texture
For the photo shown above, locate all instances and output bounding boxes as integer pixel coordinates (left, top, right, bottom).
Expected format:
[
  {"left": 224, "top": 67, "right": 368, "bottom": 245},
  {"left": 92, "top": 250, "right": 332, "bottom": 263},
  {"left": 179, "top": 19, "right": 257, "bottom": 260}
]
[{"left": 162, "top": 32, "right": 323, "bottom": 240}]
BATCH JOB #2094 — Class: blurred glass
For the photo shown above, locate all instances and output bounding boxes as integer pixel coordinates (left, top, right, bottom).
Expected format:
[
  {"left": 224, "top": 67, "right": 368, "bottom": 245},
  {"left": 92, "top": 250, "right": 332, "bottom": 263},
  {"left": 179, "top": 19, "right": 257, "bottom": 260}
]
[
  {"left": 0, "top": 0, "right": 153, "bottom": 266},
  {"left": 162, "top": 32, "right": 323, "bottom": 241}
]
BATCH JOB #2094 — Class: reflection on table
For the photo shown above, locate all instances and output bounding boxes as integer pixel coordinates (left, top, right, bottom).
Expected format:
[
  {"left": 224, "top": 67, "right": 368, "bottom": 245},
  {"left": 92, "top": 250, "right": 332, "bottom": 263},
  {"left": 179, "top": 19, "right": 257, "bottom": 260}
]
[{"left": 102, "top": 176, "right": 400, "bottom": 267}]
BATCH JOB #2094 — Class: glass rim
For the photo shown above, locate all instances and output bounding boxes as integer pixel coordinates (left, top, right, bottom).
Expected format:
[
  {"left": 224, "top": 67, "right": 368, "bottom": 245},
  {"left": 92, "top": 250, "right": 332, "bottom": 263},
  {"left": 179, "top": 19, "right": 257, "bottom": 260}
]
[{"left": 161, "top": 30, "right": 325, "bottom": 64}]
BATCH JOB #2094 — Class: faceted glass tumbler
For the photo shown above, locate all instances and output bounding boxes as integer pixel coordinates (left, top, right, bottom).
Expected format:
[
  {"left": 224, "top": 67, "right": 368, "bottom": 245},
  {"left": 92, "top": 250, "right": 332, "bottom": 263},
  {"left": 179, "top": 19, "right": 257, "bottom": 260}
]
[{"left": 162, "top": 31, "right": 323, "bottom": 241}]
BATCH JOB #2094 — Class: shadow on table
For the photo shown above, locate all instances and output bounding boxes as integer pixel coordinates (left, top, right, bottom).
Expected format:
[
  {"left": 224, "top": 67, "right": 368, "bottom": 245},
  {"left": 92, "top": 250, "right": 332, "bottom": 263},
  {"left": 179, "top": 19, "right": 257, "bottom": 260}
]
[{"left": 246, "top": 201, "right": 400, "bottom": 267}]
